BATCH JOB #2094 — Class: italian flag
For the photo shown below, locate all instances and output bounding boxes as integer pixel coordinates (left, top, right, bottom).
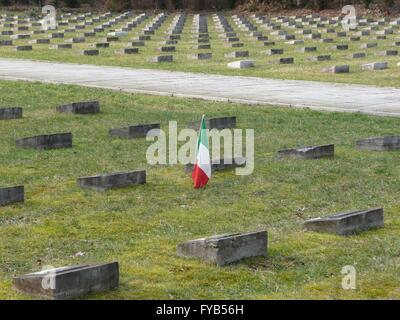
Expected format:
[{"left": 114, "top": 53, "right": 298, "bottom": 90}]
[{"left": 192, "top": 115, "right": 211, "bottom": 189}]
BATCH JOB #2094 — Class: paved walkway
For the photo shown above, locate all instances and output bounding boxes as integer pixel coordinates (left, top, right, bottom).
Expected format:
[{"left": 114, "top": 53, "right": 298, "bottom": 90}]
[{"left": 1, "top": 58, "right": 400, "bottom": 117}]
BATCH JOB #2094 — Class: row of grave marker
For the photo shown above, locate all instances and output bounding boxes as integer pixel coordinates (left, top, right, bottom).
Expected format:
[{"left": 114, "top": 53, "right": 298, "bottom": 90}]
[
  {"left": 3, "top": 12, "right": 400, "bottom": 70},
  {"left": 12, "top": 206, "right": 384, "bottom": 299},
  {"left": 2, "top": 99, "right": 396, "bottom": 298}
]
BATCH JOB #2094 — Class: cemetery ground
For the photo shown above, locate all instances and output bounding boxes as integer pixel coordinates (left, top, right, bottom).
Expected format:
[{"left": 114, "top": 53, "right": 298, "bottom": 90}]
[
  {"left": 0, "top": 12, "right": 400, "bottom": 87},
  {"left": 1, "top": 80, "right": 400, "bottom": 299}
]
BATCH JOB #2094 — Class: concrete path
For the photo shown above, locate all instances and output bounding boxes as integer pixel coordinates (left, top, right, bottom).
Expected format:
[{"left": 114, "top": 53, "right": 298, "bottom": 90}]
[{"left": 1, "top": 58, "right": 400, "bottom": 117}]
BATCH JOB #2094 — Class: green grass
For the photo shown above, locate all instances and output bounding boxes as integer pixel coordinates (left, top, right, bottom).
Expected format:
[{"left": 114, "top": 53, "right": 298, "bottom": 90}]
[
  {"left": 0, "top": 12, "right": 400, "bottom": 87},
  {"left": 0, "top": 79, "right": 400, "bottom": 299}
]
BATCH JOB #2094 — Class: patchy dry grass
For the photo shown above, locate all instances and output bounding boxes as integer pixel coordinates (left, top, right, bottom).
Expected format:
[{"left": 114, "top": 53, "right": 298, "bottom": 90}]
[{"left": 0, "top": 80, "right": 400, "bottom": 299}]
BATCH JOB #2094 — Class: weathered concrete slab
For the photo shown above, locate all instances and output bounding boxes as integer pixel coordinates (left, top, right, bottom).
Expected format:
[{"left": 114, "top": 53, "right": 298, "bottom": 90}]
[
  {"left": 303, "top": 208, "right": 384, "bottom": 235},
  {"left": 321, "top": 65, "right": 350, "bottom": 74},
  {"left": 57, "top": 101, "right": 100, "bottom": 114},
  {"left": 109, "top": 123, "right": 160, "bottom": 138},
  {"left": 185, "top": 157, "right": 246, "bottom": 174},
  {"left": 188, "top": 116, "right": 236, "bottom": 130},
  {"left": 356, "top": 136, "right": 400, "bottom": 151},
  {"left": 16, "top": 133, "right": 72, "bottom": 150},
  {"left": 0, "top": 107, "right": 22, "bottom": 120},
  {"left": 81, "top": 49, "right": 99, "bottom": 56},
  {"left": 149, "top": 55, "right": 173, "bottom": 63},
  {"left": 13, "top": 262, "right": 119, "bottom": 300},
  {"left": 361, "top": 62, "right": 388, "bottom": 71},
  {"left": 188, "top": 53, "right": 212, "bottom": 60},
  {"left": 278, "top": 144, "right": 334, "bottom": 159},
  {"left": 225, "top": 51, "right": 249, "bottom": 58},
  {"left": 177, "top": 231, "right": 267, "bottom": 266},
  {"left": 227, "top": 60, "right": 255, "bottom": 69},
  {"left": 77, "top": 170, "right": 146, "bottom": 191},
  {"left": 15, "top": 45, "right": 32, "bottom": 51},
  {"left": 0, "top": 186, "right": 24, "bottom": 206}
]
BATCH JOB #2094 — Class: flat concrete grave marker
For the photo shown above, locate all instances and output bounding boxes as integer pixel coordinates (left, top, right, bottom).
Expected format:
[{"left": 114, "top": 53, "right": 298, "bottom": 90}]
[
  {"left": 177, "top": 231, "right": 267, "bottom": 266},
  {"left": 81, "top": 49, "right": 99, "bottom": 56},
  {"left": 117, "top": 47, "right": 139, "bottom": 55},
  {"left": 227, "top": 60, "right": 255, "bottom": 69},
  {"left": 13, "top": 262, "right": 119, "bottom": 300},
  {"left": 188, "top": 116, "right": 236, "bottom": 130},
  {"left": 149, "top": 55, "right": 173, "bottom": 63},
  {"left": 15, "top": 45, "right": 32, "bottom": 51},
  {"left": 16, "top": 133, "right": 72, "bottom": 150},
  {"left": 361, "top": 43, "right": 378, "bottom": 49},
  {"left": 158, "top": 46, "right": 175, "bottom": 52},
  {"left": 308, "top": 55, "right": 331, "bottom": 62},
  {"left": 303, "top": 208, "right": 384, "bottom": 235},
  {"left": 109, "top": 123, "right": 160, "bottom": 139},
  {"left": 275, "top": 57, "right": 294, "bottom": 64},
  {"left": 351, "top": 52, "right": 366, "bottom": 59},
  {"left": 94, "top": 43, "right": 110, "bottom": 48},
  {"left": 225, "top": 51, "right": 249, "bottom": 58},
  {"left": 0, "top": 40, "right": 13, "bottom": 46},
  {"left": 266, "top": 48, "right": 284, "bottom": 55},
  {"left": 356, "top": 136, "right": 400, "bottom": 151},
  {"left": 77, "top": 170, "right": 146, "bottom": 191},
  {"left": 188, "top": 53, "right": 212, "bottom": 60},
  {"left": 321, "top": 65, "right": 350, "bottom": 74},
  {"left": 0, "top": 186, "right": 24, "bottom": 206},
  {"left": 0, "top": 107, "right": 22, "bottom": 120},
  {"left": 57, "top": 101, "right": 100, "bottom": 114},
  {"left": 361, "top": 62, "right": 388, "bottom": 71},
  {"left": 278, "top": 144, "right": 334, "bottom": 159},
  {"left": 185, "top": 157, "right": 246, "bottom": 174},
  {"left": 49, "top": 44, "right": 72, "bottom": 50},
  {"left": 376, "top": 50, "right": 398, "bottom": 56}
]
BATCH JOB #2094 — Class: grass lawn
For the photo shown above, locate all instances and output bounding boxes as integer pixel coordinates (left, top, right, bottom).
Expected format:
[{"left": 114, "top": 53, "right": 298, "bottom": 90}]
[
  {"left": 0, "top": 12, "right": 400, "bottom": 87},
  {"left": 0, "top": 79, "right": 400, "bottom": 299}
]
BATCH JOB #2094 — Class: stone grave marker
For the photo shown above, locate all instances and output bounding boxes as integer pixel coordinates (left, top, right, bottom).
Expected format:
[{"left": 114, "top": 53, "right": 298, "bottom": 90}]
[
  {"left": 361, "top": 62, "right": 388, "bottom": 70},
  {"left": 274, "top": 57, "right": 294, "bottom": 64},
  {"left": 0, "top": 107, "right": 22, "bottom": 120},
  {"left": 188, "top": 53, "right": 212, "bottom": 60},
  {"left": 351, "top": 52, "right": 366, "bottom": 59},
  {"left": 227, "top": 60, "right": 255, "bottom": 69},
  {"left": 321, "top": 65, "right": 350, "bottom": 73},
  {"left": 77, "top": 170, "right": 146, "bottom": 191},
  {"left": 109, "top": 123, "right": 160, "bottom": 139},
  {"left": 356, "top": 136, "right": 400, "bottom": 151},
  {"left": 266, "top": 48, "right": 284, "bottom": 55},
  {"left": 188, "top": 116, "right": 236, "bottom": 130},
  {"left": 81, "top": 49, "right": 99, "bottom": 56},
  {"left": 308, "top": 55, "right": 331, "bottom": 61},
  {"left": 0, "top": 186, "right": 24, "bottom": 207},
  {"left": 376, "top": 50, "right": 398, "bottom": 56},
  {"left": 177, "top": 231, "right": 267, "bottom": 266},
  {"left": 185, "top": 157, "right": 246, "bottom": 174},
  {"left": 13, "top": 262, "right": 119, "bottom": 300},
  {"left": 278, "top": 144, "right": 334, "bottom": 159},
  {"left": 149, "top": 55, "right": 173, "bottom": 63},
  {"left": 15, "top": 45, "right": 32, "bottom": 51},
  {"left": 225, "top": 51, "right": 249, "bottom": 58},
  {"left": 57, "top": 101, "right": 100, "bottom": 114},
  {"left": 303, "top": 208, "right": 384, "bottom": 235},
  {"left": 16, "top": 133, "right": 72, "bottom": 150}
]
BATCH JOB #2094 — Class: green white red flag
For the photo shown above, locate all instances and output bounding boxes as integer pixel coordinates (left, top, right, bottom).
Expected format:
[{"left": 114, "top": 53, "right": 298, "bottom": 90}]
[{"left": 192, "top": 115, "right": 211, "bottom": 189}]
